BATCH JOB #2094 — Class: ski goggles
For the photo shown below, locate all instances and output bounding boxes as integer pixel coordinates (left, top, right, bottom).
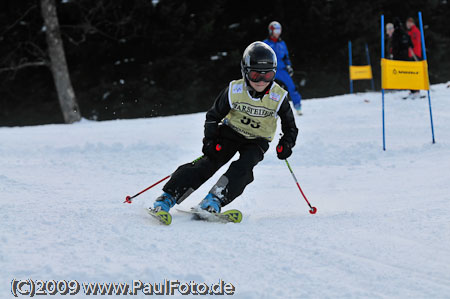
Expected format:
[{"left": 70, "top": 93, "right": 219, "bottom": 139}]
[{"left": 246, "top": 70, "right": 276, "bottom": 82}]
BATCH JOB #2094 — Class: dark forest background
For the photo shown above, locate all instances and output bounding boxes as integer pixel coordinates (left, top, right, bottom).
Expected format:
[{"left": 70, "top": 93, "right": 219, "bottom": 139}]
[{"left": 1, "top": 0, "right": 449, "bottom": 126}]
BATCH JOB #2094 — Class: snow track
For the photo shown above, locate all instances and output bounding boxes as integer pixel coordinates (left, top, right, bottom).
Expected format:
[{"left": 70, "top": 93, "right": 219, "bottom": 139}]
[{"left": 2, "top": 84, "right": 450, "bottom": 298}]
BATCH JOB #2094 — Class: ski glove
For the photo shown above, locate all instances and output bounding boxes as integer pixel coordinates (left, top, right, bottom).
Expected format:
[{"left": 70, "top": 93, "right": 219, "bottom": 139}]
[
  {"left": 202, "top": 138, "right": 221, "bottom": 159},
  {"left": 276, "top": 140, "right": 292, "bottom": 160},
  {"left": 286, "top": 65, "right": 294, "bottom": 77}
]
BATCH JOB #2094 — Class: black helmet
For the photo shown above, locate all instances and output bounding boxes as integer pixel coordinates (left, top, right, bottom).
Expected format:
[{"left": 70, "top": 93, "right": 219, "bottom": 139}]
[{"left": 241, "top": 41, "right": 277, "bottom": 81}]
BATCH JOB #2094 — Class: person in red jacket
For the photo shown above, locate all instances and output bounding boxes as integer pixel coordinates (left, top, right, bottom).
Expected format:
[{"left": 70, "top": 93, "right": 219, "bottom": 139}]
[
  {"left": 405, "top": 17, "right": 422, "bottom": 99},
  {"left": 406, "top": 17, "right": 422, "bottom": 60}
]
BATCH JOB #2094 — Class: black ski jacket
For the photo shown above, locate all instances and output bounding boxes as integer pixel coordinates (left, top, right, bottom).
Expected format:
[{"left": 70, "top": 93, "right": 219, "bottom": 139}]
[
  {"left": 392, "top": 23, "right": 413, "bottom": 60},
  {"left": 204, "top": 83, "right": 299, "bottom": 148}
]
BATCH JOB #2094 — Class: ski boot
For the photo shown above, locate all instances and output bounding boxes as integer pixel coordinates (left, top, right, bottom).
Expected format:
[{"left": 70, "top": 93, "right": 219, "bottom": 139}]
[
  {"left": 403, "top": 91, "right": 420, "bottom": 100},
  {"left": 148, "top": 192, "right": 175, "bottom": 225},
  {"left": 153, "top": 192, "right": 176, "bottom": 212},
  {"left": 188, "top": 193, "right": 241, "bottom": 223},
  {"left": 199, "top": 193, "right": 221, "bottom": 213},
  {"left": 294, "top": 104, "right": 303, "bottom": 116}
]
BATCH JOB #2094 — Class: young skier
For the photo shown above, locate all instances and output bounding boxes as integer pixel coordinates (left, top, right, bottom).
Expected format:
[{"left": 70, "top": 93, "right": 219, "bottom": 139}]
[
  {"left": 263, "top": 21, "right": 303, "bottom": 115},
  {"left": 149, "top": 41, "right": 298, "bottom": 222}
]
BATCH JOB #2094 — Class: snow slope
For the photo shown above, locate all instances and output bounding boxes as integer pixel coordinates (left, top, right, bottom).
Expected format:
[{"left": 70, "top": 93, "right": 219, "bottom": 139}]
[{"left": 1, "top": 84, "right": 450, "bottom": 298}]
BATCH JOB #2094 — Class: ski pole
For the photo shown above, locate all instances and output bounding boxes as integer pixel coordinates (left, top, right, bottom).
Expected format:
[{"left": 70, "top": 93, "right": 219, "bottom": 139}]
[
  {"left": 124, "top": 175, "right": 171, "bottom": 204},
  {"left": 280, "top": 155, "right": 317, "bottom": 214},
  {"left": 124, "top": 145, "right": 222, "bottom": 204}
]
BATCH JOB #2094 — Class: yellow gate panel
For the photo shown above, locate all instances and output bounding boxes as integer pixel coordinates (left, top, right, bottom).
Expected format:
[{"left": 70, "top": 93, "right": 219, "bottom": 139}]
[
  {"left": 381, "top": 58, "right": 429, "bottom": 90},
  {"left": 349, "top": 65, "right": 373, "bottom": 80}
]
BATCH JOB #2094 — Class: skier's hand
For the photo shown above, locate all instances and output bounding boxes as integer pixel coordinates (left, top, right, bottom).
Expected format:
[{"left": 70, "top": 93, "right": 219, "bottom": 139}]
[
  {"left": 202, "top": 138, "right": 221, "bottom": 159},
  {"left": 276, "top": 140, "right": 292, "bottom": 160},
  {"left": 286, "top": 65, "right": 294, "bottom": 77}
]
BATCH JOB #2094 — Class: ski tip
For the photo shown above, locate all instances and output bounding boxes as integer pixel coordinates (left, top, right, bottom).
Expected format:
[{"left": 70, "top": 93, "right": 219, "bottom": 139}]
[
  {"left": 221, "top": 209, "right": 243, "bottom": 223},
  {"left": 158, "top": 211, "right": 172, "bottom": 225},
  {"left": 148, "top": 209, "right": 172, "bottom": 225}
]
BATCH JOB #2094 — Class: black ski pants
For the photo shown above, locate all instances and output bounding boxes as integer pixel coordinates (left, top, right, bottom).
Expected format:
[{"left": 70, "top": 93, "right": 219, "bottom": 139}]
[{"left": 163, "top": 125, "right": 269, "bottom": 207}]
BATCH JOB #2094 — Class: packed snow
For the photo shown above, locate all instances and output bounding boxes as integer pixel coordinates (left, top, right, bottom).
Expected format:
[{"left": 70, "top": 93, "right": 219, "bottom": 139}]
[{"left": 1, "top": 84, "right": 450, "bottom": 298}]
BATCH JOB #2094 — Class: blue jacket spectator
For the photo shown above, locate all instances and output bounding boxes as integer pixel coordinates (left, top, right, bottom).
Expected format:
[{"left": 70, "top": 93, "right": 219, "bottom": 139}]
[
  {"left": 264, "top": 38, "right": 292, "bottom": 70},
  {"left": 264, "top": 21, "right": 302, "bottom": 115}
]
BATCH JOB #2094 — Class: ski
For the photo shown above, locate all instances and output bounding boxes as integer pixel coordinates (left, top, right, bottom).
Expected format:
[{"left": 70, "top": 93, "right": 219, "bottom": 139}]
[
  {"left": 147, "top": 207, "right": 242, "bottom": 225},
  {"left": 147, "top": 208, "right": 172, "bottom": 225},
  {"left": 176, "top": 208, "right": 242, "bottom": 223},
  {"left": 402, "top": 95, "right": 427, "bottom": 100}
]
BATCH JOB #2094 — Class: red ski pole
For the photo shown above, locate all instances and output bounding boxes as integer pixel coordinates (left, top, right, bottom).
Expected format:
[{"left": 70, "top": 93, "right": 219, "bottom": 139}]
[
  {"left": 124, "top": 175, "right": 171, "bottom": 204},
  {"left": 280, "top": 154, "right": 317, "bottom": 214},
  {"left": 124, "top": 147, "right": 221, "bottom": 204}
]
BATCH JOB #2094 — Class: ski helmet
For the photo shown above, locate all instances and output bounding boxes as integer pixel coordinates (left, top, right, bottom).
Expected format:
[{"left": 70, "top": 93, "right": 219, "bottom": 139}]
[
  {"left": 241, "top": 41, "right": 277, "bottom": 82},
  {"left": 268, "top": 21, "right": 282, "bottom": 36}
]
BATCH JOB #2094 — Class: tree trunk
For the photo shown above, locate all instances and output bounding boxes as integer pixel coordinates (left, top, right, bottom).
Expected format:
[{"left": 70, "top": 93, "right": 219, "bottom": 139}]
[{"left": 40, "top": 0, "right": 81, "bottom": 123}]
